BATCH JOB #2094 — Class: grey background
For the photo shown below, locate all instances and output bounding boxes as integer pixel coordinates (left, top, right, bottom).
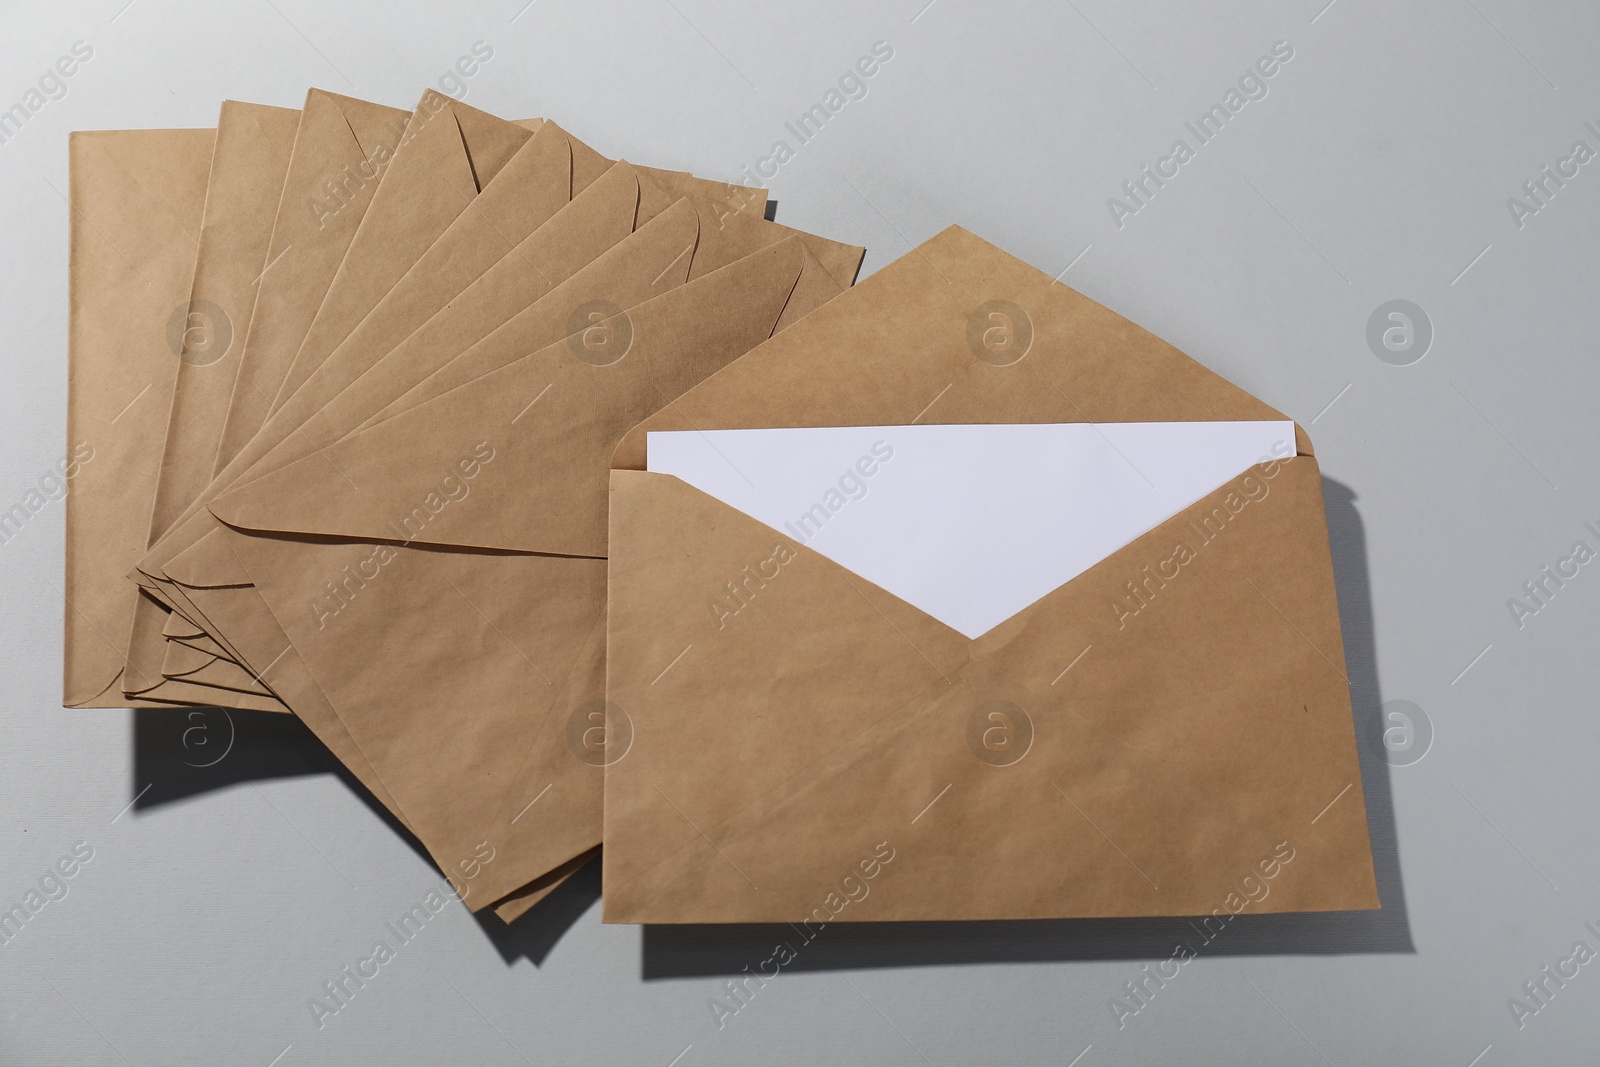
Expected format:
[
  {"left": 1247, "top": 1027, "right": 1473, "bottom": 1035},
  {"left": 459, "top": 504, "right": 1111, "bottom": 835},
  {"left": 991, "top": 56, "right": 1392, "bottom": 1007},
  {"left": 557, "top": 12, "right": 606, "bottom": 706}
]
[{"left": 2, "top": 0, "right": 1595, "bottom": 1063}]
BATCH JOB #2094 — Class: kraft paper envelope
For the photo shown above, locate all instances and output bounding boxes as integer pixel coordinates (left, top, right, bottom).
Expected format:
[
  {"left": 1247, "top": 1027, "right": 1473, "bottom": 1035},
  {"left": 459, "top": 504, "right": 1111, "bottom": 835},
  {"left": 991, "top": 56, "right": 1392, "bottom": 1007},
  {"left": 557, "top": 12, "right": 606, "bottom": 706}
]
[
  {"left": 64, "top": 127, "right": 214, "bottom": 707},
  {"left": 122, "top": 101, "right": 301, "bottom": 708},
  {"left": 208, "top": 239, "right": 842, "bottom": 911},
  {"left": 602, "top": 225, "right": 1379, "bottom": 923}
]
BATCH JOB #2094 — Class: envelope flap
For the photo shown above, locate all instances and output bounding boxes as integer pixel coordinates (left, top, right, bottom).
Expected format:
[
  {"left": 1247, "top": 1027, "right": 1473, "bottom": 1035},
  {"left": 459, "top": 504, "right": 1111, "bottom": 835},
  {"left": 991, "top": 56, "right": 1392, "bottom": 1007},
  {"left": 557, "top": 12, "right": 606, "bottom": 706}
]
[
  {"left": 634, "top": 167, "right": 683, "bottom": 227},
  {"left": 614, "top": 225, "right": 1304, "bottom": 470},
  {"left": 209, "top": 239, "right": 817, "bottom": 555},
  {"left": 165, "top": 526, "right": 254, "bottom": 588},
  {"left": 310, "top": 88, "right": 412, "bottom": 161},
  {"left": 635, "top": 166, "right": 766, "bottom": 223},
  {"left": 467, "top": 119, "right": 575, "bottom": 237},
  {"left": 774, "top": 242, "right": 846, "bottom": 331},
  {"left": 445, "top": 94, "right": 536, "bottom": 189},
  {"left": 567, "top": 126, "right": 613, "bottom": 194}
]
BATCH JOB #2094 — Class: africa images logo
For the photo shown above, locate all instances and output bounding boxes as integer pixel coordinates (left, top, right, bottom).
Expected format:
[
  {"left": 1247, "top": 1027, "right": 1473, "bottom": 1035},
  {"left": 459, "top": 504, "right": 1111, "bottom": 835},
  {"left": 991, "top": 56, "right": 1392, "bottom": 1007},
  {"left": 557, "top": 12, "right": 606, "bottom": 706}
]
[
  {"left": 967, "top": 300, "right": 1033, "bottom": 366},
  {"left": 167, "top": 299, "right": 234, "bottom": 367},
  {"left": 566, "top": 300, "right": 633, "bottom": 367}
]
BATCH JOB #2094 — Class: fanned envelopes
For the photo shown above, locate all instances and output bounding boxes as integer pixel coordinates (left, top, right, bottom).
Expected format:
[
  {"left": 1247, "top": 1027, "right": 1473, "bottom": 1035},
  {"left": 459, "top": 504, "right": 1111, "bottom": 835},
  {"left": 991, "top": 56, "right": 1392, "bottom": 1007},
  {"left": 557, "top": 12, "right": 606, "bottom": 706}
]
[{"left": 67, "top": 87, "right": 860, "bottom": 922}]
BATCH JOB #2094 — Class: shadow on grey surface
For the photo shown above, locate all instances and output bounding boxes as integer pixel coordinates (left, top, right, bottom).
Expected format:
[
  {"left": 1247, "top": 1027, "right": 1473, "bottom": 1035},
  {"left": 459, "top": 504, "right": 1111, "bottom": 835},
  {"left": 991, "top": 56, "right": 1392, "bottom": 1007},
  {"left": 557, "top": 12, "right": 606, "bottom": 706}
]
[
  {"left": 472, "top": 856, "right": 603, "bottom": 966},
  {"left": 132, "top": 702, "right": 603, "bottom": 963},
  {"left": 639, "top": 475, "right": 1412, "bottom": 978},
  {"left": 129, "top": 704, "right": 433, "bottom": 868}
]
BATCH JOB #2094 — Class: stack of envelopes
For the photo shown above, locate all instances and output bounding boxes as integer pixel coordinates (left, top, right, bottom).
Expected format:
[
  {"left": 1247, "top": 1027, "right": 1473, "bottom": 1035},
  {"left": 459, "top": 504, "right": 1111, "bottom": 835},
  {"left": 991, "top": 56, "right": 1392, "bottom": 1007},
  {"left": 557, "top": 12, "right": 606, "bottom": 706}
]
[
  {"left": 67, "top": 89, "right": 1379, "bottom": 925},
  {"left": 66, "top": 88, "right": 866, "bottom": 921}
]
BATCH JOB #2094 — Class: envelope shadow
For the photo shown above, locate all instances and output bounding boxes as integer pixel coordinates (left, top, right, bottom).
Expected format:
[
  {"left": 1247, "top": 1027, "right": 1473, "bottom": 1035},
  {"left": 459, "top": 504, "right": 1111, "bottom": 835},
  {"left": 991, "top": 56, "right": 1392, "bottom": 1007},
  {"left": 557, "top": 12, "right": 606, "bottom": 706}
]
[
  {"left": 129, "top": 706, "right": 434, "bottom": 868},
  {"left": 132, "top": 707, "right": 601, "bottom": 961},
  {"left": 639, "top": 476, "right": 1412, "bottom": 977},
  {"left": 470, "top": 856, "right": 604, "bottom": 967}
]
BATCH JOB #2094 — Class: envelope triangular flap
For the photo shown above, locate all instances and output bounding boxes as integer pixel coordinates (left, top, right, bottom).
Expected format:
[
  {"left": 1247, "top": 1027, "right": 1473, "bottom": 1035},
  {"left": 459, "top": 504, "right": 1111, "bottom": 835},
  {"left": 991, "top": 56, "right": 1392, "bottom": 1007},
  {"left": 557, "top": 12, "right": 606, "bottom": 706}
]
[
  {"left": 614, "top": 225, "right": 1308, "bottom": 469},
  {"left": 646, "top": 420, "right": 1295, "bottom": 638},
  {"left": 446, "top": 94, "right": 537, "bottom": 190}
]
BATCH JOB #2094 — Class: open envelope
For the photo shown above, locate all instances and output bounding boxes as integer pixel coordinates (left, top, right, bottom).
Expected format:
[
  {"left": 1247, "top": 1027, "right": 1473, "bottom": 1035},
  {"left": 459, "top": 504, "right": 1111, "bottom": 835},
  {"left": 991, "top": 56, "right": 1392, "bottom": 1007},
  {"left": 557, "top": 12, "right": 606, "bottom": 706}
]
[
  {"left": 602, "top": 225, "right": 1379, "bottom": 923},
  {"left": 204, "top": 238, "right": 845, "bottom": 913}
]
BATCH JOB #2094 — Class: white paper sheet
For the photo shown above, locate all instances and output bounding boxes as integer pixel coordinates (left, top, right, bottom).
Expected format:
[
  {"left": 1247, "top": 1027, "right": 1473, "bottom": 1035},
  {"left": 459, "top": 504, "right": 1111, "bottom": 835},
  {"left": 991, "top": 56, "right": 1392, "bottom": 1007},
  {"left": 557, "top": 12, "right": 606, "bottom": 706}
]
[{"left": 648, "top": 421, "right": 1296, "bottom": 638}]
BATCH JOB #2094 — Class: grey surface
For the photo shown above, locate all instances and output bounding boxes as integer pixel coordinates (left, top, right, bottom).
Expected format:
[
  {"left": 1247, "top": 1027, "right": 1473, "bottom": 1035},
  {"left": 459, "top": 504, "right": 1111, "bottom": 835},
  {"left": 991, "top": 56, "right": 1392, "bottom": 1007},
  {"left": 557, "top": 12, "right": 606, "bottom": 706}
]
[{"left": 2, "top": 0, "right": 1596, "bottom": 1063}]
